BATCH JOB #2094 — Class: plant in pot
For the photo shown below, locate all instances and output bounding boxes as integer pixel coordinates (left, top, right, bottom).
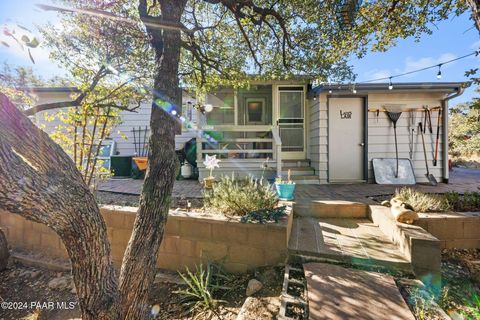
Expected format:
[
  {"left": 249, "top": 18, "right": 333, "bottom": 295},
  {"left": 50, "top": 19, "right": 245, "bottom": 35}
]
[
  {"left": 275, "top": 169, "right": 296, "bottom": 200},
  {"left": 203, "top": 154, "right": 220, "bottom": 189}
]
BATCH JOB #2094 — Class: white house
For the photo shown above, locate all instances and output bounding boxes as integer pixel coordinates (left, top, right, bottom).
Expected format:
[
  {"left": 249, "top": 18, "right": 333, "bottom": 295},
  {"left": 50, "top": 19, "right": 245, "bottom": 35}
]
[{"left": 29, "top": 80, "right": 466, "bottom": 184}]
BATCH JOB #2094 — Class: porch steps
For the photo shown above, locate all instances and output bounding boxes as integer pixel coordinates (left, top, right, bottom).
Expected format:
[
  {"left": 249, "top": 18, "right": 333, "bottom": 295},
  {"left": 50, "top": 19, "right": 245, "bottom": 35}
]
[
  {"left": 288, "top": 217, "right": 412, "bottom": 273},
  {"left": 293, "top": 200, "right": 369, "bottom": 218}
]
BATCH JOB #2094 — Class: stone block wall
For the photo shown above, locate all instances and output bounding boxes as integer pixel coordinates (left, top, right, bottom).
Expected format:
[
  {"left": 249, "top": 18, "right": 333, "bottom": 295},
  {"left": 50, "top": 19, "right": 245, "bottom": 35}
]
[
  {"left": 0, "top": 206, "right": 289, "bottom": 273},
  {"left": 414, "top": 212, "right": 480, "bottom": 249}
]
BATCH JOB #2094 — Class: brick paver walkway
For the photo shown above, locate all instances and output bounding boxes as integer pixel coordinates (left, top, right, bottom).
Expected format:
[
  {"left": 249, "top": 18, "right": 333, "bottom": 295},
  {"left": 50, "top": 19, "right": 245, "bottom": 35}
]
[
  {"left": 98, "top": 179, "right": 203, "bottom": 198},
  {"left": 98, "top": 168, "right": 479, "bottom": 201},
  {"left": 295, "top": 167, "right": 480, "bottom": 203}
]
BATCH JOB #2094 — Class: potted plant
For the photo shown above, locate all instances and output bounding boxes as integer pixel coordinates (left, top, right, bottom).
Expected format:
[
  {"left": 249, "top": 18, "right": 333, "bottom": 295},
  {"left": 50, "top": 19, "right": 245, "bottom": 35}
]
[
  {"left": 275, "top": 169, "right": 296, "bottom": 200},
  {"left": 203, "top": 154, "right": 220, "bottom": 189}
]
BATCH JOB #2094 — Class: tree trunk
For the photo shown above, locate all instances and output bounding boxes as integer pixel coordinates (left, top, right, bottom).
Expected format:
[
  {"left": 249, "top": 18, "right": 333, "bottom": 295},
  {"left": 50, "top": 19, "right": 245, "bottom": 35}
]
[
  {"left": 118, "top": 0, "right": 186, "bottom": 318},
  {"left": 0, "top": 228, "right": 9, "bottom": 271},
  {"left": 0, "top": 94, "right": 120, "bottom": 320},
  {"left": 467, "top": 0, "right": 480, "bottom": 33}
]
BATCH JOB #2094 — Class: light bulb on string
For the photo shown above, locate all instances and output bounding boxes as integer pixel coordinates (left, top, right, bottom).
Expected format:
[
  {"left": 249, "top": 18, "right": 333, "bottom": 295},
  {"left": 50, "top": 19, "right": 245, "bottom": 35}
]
[
  {"left": 388, "top": 77, "right": 393, "bottom": 90},
  {"left": 436, "top": 64, "right": 442, "bottom": 79},
  {"left": 352, "top": 85, "right": 357, "bottom": 94}
]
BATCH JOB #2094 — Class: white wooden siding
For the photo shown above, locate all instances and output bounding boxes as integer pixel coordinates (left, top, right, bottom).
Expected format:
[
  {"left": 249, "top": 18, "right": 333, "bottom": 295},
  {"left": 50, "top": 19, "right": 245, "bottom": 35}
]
[{"left": 32, "top": 91, "right": 198, "bottom": 156}]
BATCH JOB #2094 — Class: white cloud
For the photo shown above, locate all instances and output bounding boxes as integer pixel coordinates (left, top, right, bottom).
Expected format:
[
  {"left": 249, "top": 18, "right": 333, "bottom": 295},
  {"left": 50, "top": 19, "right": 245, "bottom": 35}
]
[
  {"left": 359, "top": 52, "right": 459, "bottom": 82},
  {"left": 397, "top": 53, "right": 457, "bottom": 76},
  {"left": 362, "top": 69, "right": 391, "bottom": 82}
]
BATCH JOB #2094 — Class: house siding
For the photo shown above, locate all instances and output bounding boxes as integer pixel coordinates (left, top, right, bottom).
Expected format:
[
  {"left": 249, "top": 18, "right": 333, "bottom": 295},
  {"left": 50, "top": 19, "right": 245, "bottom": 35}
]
[
  {"left": 366, "top": 92, "right": 446, "bottom": 183},
  {"left": 32, "top": 91, "right": 197, "bottom": 156},
  {"left": 311, "top": 91, "right": 447, "bottom": 184}
]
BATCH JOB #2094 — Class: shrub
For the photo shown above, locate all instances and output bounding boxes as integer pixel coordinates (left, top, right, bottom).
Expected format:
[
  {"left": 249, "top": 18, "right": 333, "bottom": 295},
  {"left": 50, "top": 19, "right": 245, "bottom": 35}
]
[
  {"left": 174, "top": 263, "right": 232, "bottom": 317},
  {"left": 444, "top": 191, "right": 480, "bottom": 211},
  {"left": 394, "top": 188, "right": 451, "bottom": 212},
  {"left": 204, "top": 175, "right": 277, "bottom": 216}
]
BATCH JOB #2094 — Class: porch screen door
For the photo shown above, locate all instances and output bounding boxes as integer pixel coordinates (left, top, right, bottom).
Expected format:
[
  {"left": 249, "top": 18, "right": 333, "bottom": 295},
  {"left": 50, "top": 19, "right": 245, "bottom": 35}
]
[{"left": 277, "top": 87, "right": 305, "bottom": 159}]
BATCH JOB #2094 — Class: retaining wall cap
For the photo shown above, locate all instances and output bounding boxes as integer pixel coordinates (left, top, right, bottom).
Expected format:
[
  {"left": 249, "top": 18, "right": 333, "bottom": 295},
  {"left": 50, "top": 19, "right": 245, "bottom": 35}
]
[
  {"left": 99, "top": 205, "right": 289, "bottom": 228},
  {"left": 418, "top": 211, "right": 480, "bottom": 219}
]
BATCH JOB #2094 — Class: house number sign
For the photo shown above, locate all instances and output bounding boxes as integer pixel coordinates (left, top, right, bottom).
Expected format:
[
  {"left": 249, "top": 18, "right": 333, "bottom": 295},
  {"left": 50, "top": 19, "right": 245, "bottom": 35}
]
[{"left": 340, "top": 110, "right": 352, "bottom": 119}]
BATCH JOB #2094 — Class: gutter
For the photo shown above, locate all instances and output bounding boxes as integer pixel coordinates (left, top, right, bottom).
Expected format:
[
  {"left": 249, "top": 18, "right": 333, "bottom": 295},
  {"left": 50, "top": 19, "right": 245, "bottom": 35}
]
[{"left": 440, "top": 86, "right": 466, "bottom": 183}]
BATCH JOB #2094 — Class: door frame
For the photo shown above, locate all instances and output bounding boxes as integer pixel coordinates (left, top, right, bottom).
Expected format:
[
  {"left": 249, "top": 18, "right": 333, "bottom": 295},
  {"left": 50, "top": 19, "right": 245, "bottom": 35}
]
[
  {"left": 327, "top": 95, "right": 368, "bottom": 183},
  {"left": 273, "top": 84, "right": 307, "bottom": 160}
]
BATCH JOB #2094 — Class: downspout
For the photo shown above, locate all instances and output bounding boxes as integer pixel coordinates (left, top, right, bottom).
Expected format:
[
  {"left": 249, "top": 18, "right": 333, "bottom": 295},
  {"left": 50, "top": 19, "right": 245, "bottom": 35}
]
[{"left": 441, "top": 86, "right": 465, "bottom": 183}]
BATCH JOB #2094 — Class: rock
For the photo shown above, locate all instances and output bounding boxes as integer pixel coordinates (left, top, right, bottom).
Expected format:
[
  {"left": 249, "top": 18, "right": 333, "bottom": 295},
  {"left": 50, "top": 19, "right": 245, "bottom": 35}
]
[
  {"left": 236, "top": 297, "right": 280, "bottom": 320},
  {"left": 246, "top": 279, "right": 263, "bottom": 296},
  {"left": 48, "top": 275, "right": 73, "bottom": 291},
  {"left": 30, "top": 270, "right": 41, "bottom": 279}
]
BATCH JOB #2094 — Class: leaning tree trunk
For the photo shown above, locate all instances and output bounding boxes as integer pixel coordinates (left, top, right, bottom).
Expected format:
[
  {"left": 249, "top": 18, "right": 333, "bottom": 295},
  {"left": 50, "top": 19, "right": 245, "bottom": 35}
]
[
  {"left": 0, "top": 228, "right": 9, "bottom": 271},
  {"left": 118, "top": 0, "right": 186, "bottom": 318},
  {"left": 0, "top": 94, "right": 120, "bottom": 320}
]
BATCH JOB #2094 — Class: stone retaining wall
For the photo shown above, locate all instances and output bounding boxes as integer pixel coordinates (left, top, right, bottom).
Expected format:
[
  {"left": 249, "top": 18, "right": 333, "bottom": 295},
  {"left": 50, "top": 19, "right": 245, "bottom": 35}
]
[
  {"left": 0, "top": 206, "right": 289, "bottom": 273},
  {"left": 414, "top": 212, "right": 480, "bottom": 249}
]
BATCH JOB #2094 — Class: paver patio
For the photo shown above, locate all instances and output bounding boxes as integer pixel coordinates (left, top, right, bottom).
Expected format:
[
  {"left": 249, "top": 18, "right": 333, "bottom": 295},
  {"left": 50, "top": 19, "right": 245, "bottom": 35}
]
[
  {"left": 304, "top": 263, "right": 415, "bottom": 320},
  {"left": 98, "top": 168, "right": 479, "bottom": 201}
]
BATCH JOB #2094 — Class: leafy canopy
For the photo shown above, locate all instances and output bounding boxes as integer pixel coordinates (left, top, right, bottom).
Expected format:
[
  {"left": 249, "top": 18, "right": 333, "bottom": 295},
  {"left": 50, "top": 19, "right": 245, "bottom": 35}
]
[{"left": 39, "top": 0, "right": 468, "bottom": 94}]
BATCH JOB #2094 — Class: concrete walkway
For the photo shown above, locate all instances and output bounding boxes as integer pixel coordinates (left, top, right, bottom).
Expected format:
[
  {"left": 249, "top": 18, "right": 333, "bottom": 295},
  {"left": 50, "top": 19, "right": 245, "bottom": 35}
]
[
  {"left": 289, "top": 217, "right": 410, "bottom": 271},
  {"left": 304, "top": 263, "right": 415, "bottom": 320}
]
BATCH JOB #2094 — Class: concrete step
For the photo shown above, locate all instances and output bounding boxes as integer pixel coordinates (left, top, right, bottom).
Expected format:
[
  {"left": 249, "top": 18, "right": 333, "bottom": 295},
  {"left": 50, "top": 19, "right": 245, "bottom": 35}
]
[
  {"left": 294, "top": 200, "right": 369, "bottom": 218},
  {"left": 289, "top": 175, "right": 320, "bottom": 185},
  {"left": 288, "top": 217, "right": 412, "bottom": 273},
  {"left": 282, "top": 159, "right": 311, "bottom": 168},
  {"left": 281, "top": 167, "right": 315, "bottom": 176}
]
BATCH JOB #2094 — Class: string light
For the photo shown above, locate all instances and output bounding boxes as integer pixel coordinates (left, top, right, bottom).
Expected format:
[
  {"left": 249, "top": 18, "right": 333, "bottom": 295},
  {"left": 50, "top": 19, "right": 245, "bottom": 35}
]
[
  {"left": 357, "top": 50, "right": 478, "bottom": 84},
  {"left": 352, "top": 84, "right": 357, "bottom": 94},
  {"left": 388, "top": 77, "right": 393, "bottom": 90},
  {"left": 436, "top": 64, "right": 442, "bottom": 79}
]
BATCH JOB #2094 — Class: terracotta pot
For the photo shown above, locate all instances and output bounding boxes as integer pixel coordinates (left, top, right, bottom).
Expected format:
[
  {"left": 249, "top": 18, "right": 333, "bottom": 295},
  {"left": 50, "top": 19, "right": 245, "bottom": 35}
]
[{"left": 203, "top": 177, "right": 215, "bottom": 189}]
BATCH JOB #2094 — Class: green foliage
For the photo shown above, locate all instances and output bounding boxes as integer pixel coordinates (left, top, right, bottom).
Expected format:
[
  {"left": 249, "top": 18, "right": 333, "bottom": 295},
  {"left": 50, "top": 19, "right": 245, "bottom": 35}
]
[
  {"left": 204, "top": 175, "right": 277, "bottom": 216},
  {"left": 444, "top": 191, "right": 480, "bottom": 212},
  {"left": 175, "top": 263, "right": 231, "bottom": 317},
  {"left": 0, "top": 63, "right": 43, "bottom": 109},
  {"left": 449, "top": 88, "right": 480, "bottom": 156},
  {"left": 394, "top": 188, "right": 450, "bottom": 212},
  {"left": 240, "top": 206, "right": 287, "bottom": 224}
]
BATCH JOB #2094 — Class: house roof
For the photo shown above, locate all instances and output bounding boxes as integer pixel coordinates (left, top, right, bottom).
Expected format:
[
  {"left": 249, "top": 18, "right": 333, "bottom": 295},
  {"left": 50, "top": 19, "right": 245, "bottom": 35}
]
[
  {"left": 24, "top": 87, "right": 81, "bottom": 93},
  {"left": 308, "top": 82, "right": 470, "bottom": 97}
]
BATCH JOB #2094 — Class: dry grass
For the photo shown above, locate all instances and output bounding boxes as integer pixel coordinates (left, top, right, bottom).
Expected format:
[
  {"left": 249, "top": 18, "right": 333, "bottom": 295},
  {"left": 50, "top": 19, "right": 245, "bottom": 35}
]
[{"left": 394, "top": 188, "right": 451, "bottom": 212}]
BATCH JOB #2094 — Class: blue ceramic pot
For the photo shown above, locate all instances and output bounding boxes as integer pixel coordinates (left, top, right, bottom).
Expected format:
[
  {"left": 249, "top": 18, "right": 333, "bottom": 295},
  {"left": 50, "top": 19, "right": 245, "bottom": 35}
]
[{"left": 275, "top": 183, "right": 296, "bottom": 200}]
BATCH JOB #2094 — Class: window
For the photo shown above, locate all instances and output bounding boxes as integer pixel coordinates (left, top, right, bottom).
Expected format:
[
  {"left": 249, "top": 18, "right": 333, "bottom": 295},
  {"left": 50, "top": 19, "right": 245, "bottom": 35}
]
[
  {"left": 205, "top": 89, "right": 234, "bottom": 125},
  {"left": 246, "top": 98, "right": 265, "bottom": 124}
]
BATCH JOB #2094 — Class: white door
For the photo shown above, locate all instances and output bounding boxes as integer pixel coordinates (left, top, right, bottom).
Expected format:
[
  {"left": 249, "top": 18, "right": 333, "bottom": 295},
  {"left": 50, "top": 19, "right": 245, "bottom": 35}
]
[
  {"left": 276, "top": 87, "right": 306, "bottom": 159},
  {"left": 329, "top": 97, "right": 365, "bottom": 182}
]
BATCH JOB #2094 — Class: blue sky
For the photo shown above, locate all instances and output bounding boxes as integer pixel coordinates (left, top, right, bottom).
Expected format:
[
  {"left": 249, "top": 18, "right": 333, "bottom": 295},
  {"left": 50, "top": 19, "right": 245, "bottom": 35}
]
[{"left": 1, "top": 0, "right": 479, "bottom": 106}]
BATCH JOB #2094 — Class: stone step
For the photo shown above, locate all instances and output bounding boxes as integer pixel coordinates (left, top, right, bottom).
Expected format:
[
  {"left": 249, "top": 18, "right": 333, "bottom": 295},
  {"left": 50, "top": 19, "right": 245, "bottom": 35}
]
[
  {"left": 288, "top": 217, "right": 412, "bottom": 273},
  {"left": 293, "top": 200, "right": 369, "bottom": 218}
]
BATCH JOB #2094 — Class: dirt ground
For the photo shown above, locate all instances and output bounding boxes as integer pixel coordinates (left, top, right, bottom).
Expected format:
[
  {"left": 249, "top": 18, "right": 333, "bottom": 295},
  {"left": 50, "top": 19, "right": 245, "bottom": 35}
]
[
  {"left": 398, "top": 249, "right": 480, "bottom": 320},
  {"left": 0, "top": 259, "right": 282, "bottom": 320}
]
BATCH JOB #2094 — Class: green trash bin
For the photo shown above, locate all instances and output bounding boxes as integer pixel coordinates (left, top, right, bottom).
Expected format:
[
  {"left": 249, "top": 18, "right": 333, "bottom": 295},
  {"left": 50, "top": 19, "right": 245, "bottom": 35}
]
[{"left": 110, "top": 156, "right": 132, "bottom": 177}]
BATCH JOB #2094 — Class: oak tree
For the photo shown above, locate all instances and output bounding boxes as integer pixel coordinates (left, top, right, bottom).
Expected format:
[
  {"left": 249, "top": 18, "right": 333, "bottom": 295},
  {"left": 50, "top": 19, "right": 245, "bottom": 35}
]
[{"left": 0, "top": 0, "right": 474, "bottom": 319}]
